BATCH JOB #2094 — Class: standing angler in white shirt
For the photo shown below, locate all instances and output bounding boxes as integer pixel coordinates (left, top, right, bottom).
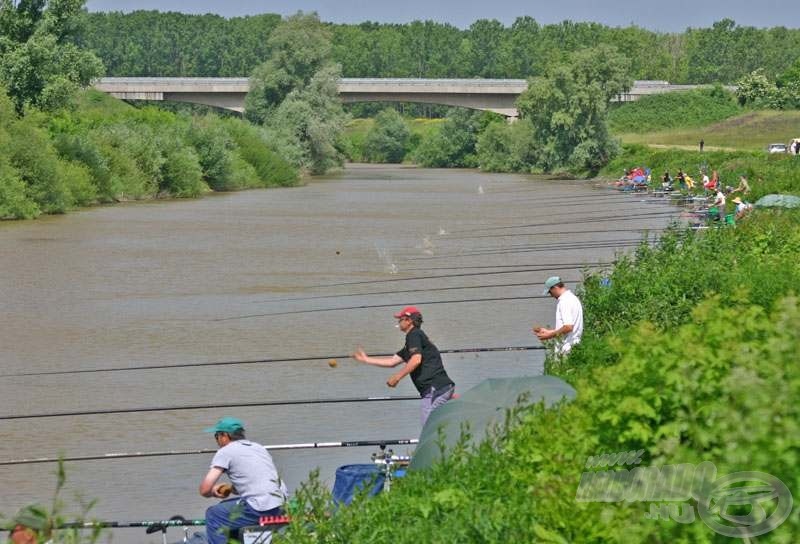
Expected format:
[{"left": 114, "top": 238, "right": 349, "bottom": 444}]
[{"left": 534, "top": 276, "right": 584, "bottom": 355}]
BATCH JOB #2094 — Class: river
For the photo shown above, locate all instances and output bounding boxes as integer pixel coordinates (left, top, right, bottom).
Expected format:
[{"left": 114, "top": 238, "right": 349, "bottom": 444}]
[{"left": 0, "top": 165, "right": 677, "bottom": 542}]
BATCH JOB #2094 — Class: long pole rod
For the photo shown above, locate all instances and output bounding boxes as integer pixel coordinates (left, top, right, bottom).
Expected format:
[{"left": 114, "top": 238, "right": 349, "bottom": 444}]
[
  {"left": 0, "top": 345, "right": 546, "bottom": 378},
  {"left": 0, "top": 438, "right": 420, "bottom": 466},
  {"left": 0, "top": 394, "right": 421, "bottom": 421}
]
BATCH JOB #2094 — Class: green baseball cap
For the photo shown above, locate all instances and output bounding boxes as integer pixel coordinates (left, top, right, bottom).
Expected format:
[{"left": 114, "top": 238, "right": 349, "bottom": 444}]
[
  {"left": 204, "top": 416, "right": 244, "bottom": 434},
  {"left": 543, "top": 276, "right": 562, "bottom": 295}
]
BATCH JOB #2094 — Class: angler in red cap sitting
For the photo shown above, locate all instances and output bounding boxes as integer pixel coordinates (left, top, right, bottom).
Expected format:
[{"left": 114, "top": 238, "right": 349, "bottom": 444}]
[{"left": 353, "top": 306, "right": 455, "bottom": 425}]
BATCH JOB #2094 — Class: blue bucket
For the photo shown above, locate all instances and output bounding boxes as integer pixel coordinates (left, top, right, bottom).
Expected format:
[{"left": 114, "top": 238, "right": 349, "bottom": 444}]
[{"left": 332, "top": 464, "right": 385, "bottom": 505}]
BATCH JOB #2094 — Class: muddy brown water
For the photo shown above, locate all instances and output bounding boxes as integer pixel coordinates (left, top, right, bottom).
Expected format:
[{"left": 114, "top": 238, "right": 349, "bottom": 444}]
[{"left": 0, "top": 165, "right": 678, "bottom": 542}]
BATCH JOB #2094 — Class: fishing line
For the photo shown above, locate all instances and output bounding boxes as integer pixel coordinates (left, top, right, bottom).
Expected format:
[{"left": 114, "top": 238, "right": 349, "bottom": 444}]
[
  {"left": 0, "top": 395, "right": 421, "bottom": 421},
  {"left": 403, "top": 261, "right": 613, "bottom": 271},
  {"left": 307, "top": 262, "right": 609, "bottom": 289},
  {"left": 0, "top": 346, "right": 545, "bottom": 378},
  {"left": 0, "top": 438, "right": 421, "bottom": 466},
  {"left": 215, "top": 294, "right": 555, "bottom": 321},
  {"left": 452, "top": 210, "right": 680, "bottom": 234},
  {"left": 444, "top": 226, "right": 668, "bottom": 241},
  {"left": 251, "top": 277, "right": 583, "bottom": 304},
  {"left": 407, "top": 240, "right": 648, "bottom": 261}
]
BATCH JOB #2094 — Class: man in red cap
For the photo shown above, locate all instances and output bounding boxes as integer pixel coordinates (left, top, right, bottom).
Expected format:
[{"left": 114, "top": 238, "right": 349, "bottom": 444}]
[{"left": 353, "top": 306, "right": 455, "bottom": 425}]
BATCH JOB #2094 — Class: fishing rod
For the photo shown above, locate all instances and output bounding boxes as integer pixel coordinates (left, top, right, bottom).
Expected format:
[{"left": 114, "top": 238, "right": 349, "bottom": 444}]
[
  {"left": 401, "top": 261, "right": 613, "bottom": 271},
  {"left": 251, "top": 276, "right": 583, "bottom": 304},
  {"left": 449, "top": 206, "right": 674, "bottom": 235},
  {"left": 424, "top": 237, "right": 653, "bottom": 256},
  {"left": 215, "top": 293, "right": 554, "bottom": 321},
  {"left": 407, "top": 241, "right": 647, "bottom": 262},
  {"left": 452, "top": 210, "right": 680, "bottom": 234},
  {"left": 52, "top": 516, "right": 290, "bottom": 530},
  {"left": 307, "top": 262, "right": 610, "bottom": 288},
  {"left": 444, "top": 226, "right": 669, "bottom": 241},
  {"left": 0, "top": 345, "right": 545, "bottom": 378},
  {"left": 0, "top": 439, "right": 421, "bottom": 466},
  {"left": 0, "top": 394, "right": 422, "bottom": 421}
]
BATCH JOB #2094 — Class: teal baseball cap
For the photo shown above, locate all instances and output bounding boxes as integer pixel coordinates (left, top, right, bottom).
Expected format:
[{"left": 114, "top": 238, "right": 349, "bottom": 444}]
[
  {"left": 6, "top": 504, "right": 48, "bottom": 531},
  {"left": 543, "top": 276, "right": 562, "bottom": 295},
  {"left": 204, "top": 416, "right": 244, "bottom": 434}
]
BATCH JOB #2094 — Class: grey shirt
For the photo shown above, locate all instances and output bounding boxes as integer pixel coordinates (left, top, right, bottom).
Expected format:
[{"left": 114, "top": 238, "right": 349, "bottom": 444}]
[{"left": 211, "top": 440, "right": 287, "bottom": 511}]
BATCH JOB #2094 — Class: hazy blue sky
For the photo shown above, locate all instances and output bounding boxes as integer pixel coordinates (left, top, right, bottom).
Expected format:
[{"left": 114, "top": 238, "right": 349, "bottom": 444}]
[{"left": 86, "top": 0, "right": 800, "bottom": 32}]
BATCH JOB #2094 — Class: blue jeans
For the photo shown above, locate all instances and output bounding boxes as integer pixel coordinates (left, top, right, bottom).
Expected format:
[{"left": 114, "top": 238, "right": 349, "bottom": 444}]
[{"left": 206, "top": 498, "right": 282, "bottom": 544}]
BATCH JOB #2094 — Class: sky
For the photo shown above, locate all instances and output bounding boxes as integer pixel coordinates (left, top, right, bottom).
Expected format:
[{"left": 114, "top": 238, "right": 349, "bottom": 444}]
[{"left": 85, "top": 0, "right": 800, "bottom": 32}]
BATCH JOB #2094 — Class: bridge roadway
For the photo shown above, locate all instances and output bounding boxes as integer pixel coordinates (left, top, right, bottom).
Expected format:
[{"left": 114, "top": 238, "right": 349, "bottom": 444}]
[{"left": 93, "top": 77, "right": 705, "bottom": 117}]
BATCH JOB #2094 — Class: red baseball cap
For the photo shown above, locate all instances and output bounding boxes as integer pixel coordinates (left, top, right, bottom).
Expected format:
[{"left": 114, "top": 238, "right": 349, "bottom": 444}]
[{"left": 393, "top": 306, "right": 421, "bottom": 318}]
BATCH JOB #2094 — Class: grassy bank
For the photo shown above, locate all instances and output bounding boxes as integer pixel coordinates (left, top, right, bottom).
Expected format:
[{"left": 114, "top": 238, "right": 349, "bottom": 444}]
[
  {"left": 616, "top": 110, "right": 800, "bottom": 151},
  {"left": 0, "top": 90, "right": 298, "bottom": 220}
]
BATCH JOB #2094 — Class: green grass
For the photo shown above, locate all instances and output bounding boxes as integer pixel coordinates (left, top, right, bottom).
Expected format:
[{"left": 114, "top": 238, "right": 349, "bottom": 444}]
[
  {"left": 608, "top": 88, "right": 742, "bottom": 134},
  {"left": 616, "top": 109, "right": 800, "bottom": 151}
]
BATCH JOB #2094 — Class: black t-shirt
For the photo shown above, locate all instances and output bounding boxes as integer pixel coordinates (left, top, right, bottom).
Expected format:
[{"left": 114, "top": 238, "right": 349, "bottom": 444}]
[{"left": 396, "top": 328, "right": 454, "bottom": 395}]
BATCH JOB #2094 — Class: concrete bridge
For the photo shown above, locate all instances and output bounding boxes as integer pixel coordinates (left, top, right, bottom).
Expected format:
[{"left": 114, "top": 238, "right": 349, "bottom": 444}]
[{"left": 93, "top": 77, "right": 707, "bottom": 117}]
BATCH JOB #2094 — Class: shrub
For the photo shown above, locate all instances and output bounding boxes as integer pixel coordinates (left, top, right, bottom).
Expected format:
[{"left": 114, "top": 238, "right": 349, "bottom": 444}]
[
  {"left": 224, "top": 119, "right": 299, "bottom": 186},
  {"left": 412, "top": 109, "right": 484, "bottom": 168},
  {"left": 363, "top": 108, "right": 410, "bottom": 163},
  {"left": 53, "top": 133, "right": 116, "bottom": 201},
  {"left": 60, "top": 159, "right": 96, "bottom": 206},
  {"left": 160, "top": 144, "right": 207, "bottom": 198},
  {"left": 6, "top": 117, "right": 71, "bottom": 213},
  {"left": 186, "top": 115, "right": 235, "bottom": 190},
  {"left": 0, "top": 157, "right": 39, "bottom": 219}
]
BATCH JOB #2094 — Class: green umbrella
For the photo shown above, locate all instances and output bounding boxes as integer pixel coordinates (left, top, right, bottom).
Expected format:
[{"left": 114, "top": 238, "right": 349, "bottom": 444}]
[
  {"left": 409, "top": 375, "right": 576, "bottom": 470},
  {"left": 755, "top": 194, "right": 800, "bottom": 209}
]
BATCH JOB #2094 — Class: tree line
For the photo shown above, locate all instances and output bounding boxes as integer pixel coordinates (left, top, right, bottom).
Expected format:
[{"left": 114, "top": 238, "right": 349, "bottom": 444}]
[{"left": 78, "top": 12, "right": 800, "bottom": 84}]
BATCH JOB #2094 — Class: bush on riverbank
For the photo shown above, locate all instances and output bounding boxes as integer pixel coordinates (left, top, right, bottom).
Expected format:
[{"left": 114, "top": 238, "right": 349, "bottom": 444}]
[
  {"left": 278, "top": 209, "right": 800, "bottom": 543},
  {"left": 0, "top": 88, "right": 299, "bottom": 219},
  {"left": 363, "top": 108, "right": 411, "bottom": 163}
]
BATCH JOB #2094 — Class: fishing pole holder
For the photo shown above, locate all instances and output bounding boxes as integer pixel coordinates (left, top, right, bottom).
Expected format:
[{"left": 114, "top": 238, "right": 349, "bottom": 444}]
[
  {"left": 371, "top": 443, "right": 410, "bottom": 492},
  {"left": 145, "top": 515, "right": 188, "bottom": 544}
]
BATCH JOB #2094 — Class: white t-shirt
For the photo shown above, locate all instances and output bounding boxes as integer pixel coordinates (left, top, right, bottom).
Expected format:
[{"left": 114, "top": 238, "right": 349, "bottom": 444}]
[
  {"left": 555, "top": 290, "right": 584, "bottom": 354},
  {"left": 211, "top": 440, "right": 287, "bottom": 511}
]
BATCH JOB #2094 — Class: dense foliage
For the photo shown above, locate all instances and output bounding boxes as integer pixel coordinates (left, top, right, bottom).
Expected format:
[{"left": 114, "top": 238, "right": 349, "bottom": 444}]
[
  {"left": 608, "top": 86, "right": 741, "bottom": 133},
  {"left": 736, "top": 69, "right": 800, "bottom": 110},
  {"left": 412, "top": 109, "right": 491, "bottom": 168},
  {"left": 0, "top": 88, "right": 298, "bottom": 219},
  {"left": 246, "top": 13, "right": 347, "bottom": 174},
  {"left": 0, "top": 0, "right": 104, "bottom": 113},
  {"left": 277, "top": 204, "right": 800, "bottom": 543},
  {"left": 363, "top": 108, "right": 410, "bottom": 163},
  {"left": 77, "top": 13, "right": 800, "bottom": 85}
]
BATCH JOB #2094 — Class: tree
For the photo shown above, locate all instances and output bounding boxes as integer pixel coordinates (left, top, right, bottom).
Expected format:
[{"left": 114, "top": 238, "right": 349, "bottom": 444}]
[
  {"left": 244, "top": 11, "right": 332, "bottom": 124},
  {"left": 0, "top": 0, "right": 103, "bottom": 113},
  {"left": 363, "top": 108, "right": 410, "bottom": 163},
  {"left": 516, "top": 45, "right": 631, "bottom": 173},
  {"left": 247, "top": 12, "right": 347, "bottom": 175},
  {"left": 263, "top": 63, "right": 347, "bottom": 174},
  {"left": 735, "top": 69, "right": 776, "bottom": 106}
]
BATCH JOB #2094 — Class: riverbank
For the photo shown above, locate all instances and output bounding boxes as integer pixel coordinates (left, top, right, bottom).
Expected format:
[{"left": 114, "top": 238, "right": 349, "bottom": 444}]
[{"left": 0, "top": 90, "right": 299, "bottom": 221}]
